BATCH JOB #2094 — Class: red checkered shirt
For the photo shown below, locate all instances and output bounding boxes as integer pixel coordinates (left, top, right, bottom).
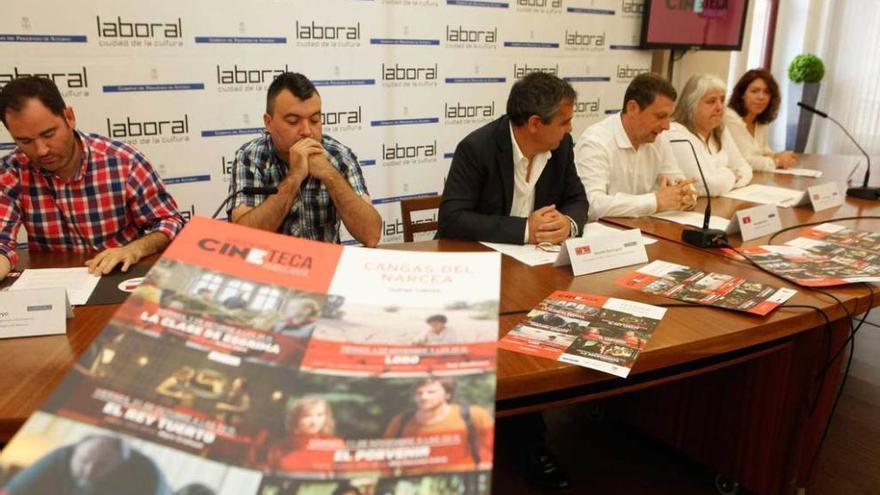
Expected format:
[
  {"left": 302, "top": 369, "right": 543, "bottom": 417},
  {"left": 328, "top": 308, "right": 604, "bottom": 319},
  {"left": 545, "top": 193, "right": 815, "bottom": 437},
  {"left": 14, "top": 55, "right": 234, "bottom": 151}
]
[{"left": 0, "top": 130, "right": 184, "bottom": 266}]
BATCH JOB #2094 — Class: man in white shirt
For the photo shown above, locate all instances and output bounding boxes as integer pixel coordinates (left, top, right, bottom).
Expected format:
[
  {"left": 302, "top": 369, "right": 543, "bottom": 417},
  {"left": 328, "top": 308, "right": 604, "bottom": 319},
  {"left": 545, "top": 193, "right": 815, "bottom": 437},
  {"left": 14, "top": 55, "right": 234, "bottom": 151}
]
[{"left": 576, "top": 73, "right": 693, "bottom": 221}]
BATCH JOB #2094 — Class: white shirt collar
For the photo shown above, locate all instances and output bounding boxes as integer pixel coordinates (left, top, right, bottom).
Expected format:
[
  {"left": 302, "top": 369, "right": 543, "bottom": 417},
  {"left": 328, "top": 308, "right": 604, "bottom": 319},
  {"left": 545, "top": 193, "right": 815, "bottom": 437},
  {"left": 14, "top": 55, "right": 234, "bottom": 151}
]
[
  {"left": 510, "top": 122, "right": 527, "bottom": 166},
  {"left": 509, "top": 122, "right": 550, "bottom": 169},
  {"left": 612, "top": 113, "right": 636, "bottom": 150}
]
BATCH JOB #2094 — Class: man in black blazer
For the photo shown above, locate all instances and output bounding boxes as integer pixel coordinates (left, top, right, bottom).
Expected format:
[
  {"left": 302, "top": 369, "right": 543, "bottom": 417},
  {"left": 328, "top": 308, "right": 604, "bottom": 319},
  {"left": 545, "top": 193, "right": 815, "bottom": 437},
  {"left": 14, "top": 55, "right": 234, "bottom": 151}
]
[
  {"left": 438, "top": 72, "right": 583, "bottom": 491},
  {"left": 438, "top": 72, "right": 588, "bottom": 244}
]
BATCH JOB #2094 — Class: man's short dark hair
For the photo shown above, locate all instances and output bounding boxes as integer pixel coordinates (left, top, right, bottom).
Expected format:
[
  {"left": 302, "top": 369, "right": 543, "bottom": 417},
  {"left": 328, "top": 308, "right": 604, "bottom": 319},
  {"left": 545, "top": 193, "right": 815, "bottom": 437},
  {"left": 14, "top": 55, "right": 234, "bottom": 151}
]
[
  {"left": 621, "top": 73, "right": 677, "bottom": 113},
  {"left": 426, "top": 314, "right": 447, "bottom": 324},
  {"left": 506, "top": 72, "right": 577, "bottom": 126},
  {"left": 414, "top": 376, "right": 457, "bottom": 399},
  {"left": 0, "top": 76, "right": 67, "bottom": 127},
  {"left": 331, "top": 484, "right": 362, "bottom": 495},
  {"left": 266, "top": 72, "right": 319, "bottom": 114},
  {"left": 175, "top": 484, "right": 216, "bottom": 495}
]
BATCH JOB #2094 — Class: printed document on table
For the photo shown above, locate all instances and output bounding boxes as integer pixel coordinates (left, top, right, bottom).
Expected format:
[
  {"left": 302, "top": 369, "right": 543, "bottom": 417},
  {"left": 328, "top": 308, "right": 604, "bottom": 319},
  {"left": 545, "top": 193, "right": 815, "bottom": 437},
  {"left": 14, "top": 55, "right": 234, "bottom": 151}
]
[
  {"left": 480, "top": 242, "right": 559, "bottom": 266},
  {"left": 583, "top": 222, "right": 657, "bottom": 245},
  {"left": 10, "top": 267, "right": 99, "bottom": 305},
  {"left": 770, "top": 168, "right": 823, "bottom": 178},
  {"left": 721, "top": 184, "right": 807, "bottom": 207},
  {"left": 651, "top": 211, "right": 734, "bottom": 232}
]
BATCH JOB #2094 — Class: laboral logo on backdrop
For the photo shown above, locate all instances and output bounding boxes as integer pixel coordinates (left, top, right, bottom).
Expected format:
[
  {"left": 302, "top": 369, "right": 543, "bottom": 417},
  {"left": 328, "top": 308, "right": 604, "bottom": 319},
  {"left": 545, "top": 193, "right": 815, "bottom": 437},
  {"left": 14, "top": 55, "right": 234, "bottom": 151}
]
[
  {"left": 563, "top": 29, "right": 606, "bottom": 51},
  {"left": 445, "top": 24, "right": 498, "bottom": 49},
  {"left": 295, "top": 20, "right": 361, "bottom": 48},
  {"left": 516, "top": 0, "right": 563, "bottom": 14},
  {"left": 513, "top": 63, "right": 558, "bottom": 79},
  {"left": 371, "top": 195, "right": 440, "bottom": 243},
  {"left": 443, "top": 100, "right": 496, "bottom": 125},
  {"left": 215, "top": 63, "right": 290, "bottom": 93},
  {"left": 616, "top": 64, "right": 649, "bottom": 81},
  {"left": 381, "top": 63, "right": 439, "bottom": 88},
  {"left": 179, "top": 204, "right": 197, "bottom": 222},
  {"left": 219, "top": 154, "right": 235, "bottom": 183},
  {"left": 381, "top": 139, "right": 438, "bottom": 166},
  {"left": 0, "top": 66, "right": 90, "bottom": 97},
  {"left": 381, "top": 214, "right": 406, "bottom": 243},
  {"left": 96, "top": 15, "right": 183, "bottom": 47},
  {"left": 621, "top": 0, "right": 645, "bottom": 16},
  {"left": 105, "top": 113, "right": 191, "bottom": 145},
  {"left": 573, "top": 97, "right": 602, "bottom": 119},
  {"left": 379, "top": 210, "right": 435, "bottom": 243},
  {"left": 322, "top": 106, "right": 363, "bottom": 133}
]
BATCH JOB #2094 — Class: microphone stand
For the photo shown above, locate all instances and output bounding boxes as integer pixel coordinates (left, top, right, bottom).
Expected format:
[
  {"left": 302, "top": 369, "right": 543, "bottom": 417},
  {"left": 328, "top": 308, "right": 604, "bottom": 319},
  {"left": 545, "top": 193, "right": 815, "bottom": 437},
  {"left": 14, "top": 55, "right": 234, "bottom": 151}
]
[
  {"left": 797, "top": 101, "right": 879, "bottom": 200},
  {"left": 669, "top": 138, "right": 729, "bottom": 248}
]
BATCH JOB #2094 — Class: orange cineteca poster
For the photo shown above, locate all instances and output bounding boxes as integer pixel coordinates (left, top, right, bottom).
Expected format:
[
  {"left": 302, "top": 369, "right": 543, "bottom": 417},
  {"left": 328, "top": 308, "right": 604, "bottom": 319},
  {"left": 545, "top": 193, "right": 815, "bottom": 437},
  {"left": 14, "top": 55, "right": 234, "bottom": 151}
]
[{"left": 1, "top": 217, "right": 501, "bottom": 495}]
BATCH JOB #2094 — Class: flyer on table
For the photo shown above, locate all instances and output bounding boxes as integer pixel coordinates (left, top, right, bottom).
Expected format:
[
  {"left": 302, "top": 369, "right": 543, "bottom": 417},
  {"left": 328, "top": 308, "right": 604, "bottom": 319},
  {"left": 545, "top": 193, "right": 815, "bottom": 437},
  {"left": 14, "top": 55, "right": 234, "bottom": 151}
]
[
  {"left": 616, "top": 260, "right": 797, "bottom": 315},
  {"left": 798, "top": 223, "right": 880, "bottom": 253},
  {"left": 736, "top": 244, "right": 880, "bottom": 287},
  {"left": 499, "top": 290, "right": 667, "bottom": 378}
]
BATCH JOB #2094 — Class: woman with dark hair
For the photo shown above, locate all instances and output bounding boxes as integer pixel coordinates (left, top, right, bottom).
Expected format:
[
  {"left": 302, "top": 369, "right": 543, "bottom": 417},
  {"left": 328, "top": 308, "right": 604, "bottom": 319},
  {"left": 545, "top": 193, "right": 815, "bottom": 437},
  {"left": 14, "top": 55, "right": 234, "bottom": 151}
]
[{"left": 725, "top": 68, "right": 797, "bottom": 171}]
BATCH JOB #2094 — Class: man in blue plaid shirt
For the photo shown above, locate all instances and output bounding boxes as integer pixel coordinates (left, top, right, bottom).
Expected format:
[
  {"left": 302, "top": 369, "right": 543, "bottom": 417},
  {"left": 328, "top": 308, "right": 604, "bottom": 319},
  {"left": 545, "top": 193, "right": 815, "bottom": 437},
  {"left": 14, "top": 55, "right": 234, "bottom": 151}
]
[{"left": 228, "top": 73, "right": 381, "bottom": 247}]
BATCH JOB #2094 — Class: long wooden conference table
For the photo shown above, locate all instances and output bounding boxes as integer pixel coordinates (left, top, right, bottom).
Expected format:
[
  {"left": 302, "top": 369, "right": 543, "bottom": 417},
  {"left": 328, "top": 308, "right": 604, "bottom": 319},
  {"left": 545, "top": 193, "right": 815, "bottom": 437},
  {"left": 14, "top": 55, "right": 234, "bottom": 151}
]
[{"left": 1, "top": 154, "right": 877, "bottom": 494}]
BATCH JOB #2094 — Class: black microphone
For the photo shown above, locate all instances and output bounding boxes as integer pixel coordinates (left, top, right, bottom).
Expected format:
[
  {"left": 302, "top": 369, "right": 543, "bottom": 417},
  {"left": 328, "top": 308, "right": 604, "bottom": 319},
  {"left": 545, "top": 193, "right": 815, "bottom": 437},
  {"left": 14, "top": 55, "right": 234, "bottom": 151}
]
[
  {"left": 669, "top": 139, "right": 729, "bottom": 248},
  {"left": 797, "top": 101, "right": 878, "bottom": 200},
  {"left": 211, "top": 186, "right": 278, "bottom": 219},
  {"left": 795, "top": 101, "right": 828, "bottom": 118}
]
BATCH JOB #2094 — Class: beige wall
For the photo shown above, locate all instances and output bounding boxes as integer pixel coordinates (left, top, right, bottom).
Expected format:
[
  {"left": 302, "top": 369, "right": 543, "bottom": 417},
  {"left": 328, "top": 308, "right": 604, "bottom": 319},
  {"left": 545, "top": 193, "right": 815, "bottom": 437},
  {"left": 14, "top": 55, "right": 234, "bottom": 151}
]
[
  {"left": 651, "top": 50, "right": 732, "bottom": 90},
  {"left": 673, "top": 50, "right": 733, "bottom": 90},
  {"left": 651, "top": 49, "right": 734, "bottom": 93}
]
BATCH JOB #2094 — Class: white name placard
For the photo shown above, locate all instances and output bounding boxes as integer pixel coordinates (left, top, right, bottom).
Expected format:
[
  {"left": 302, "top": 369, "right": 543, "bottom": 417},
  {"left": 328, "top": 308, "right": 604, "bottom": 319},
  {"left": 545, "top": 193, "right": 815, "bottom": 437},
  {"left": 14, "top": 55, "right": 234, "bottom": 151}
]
[
  {"left": 735, "top": 204, "right": 783, "bottom": 241},
  {"left": 555, "top": 229, "right": 648, "bottom": 276},
  {"left": 808, "top": 182, "right": 845, "bottom": 212},
  {"left": 0, "top": 287, "right": 71, "bottom": 339}
]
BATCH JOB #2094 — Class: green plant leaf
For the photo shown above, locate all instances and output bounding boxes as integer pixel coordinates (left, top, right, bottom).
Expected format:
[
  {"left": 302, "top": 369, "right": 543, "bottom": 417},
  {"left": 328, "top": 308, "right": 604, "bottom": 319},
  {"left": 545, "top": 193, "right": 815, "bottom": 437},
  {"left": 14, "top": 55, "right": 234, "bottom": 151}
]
[{"left": 788, "top": 53, "right": 825, "bottom": 83}]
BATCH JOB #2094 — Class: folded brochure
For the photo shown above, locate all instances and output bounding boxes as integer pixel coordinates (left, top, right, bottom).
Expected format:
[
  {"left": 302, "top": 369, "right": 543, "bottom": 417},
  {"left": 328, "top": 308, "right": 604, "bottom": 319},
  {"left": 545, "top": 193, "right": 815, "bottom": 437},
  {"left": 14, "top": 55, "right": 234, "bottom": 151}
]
[
  {"left": 498, "top": 290, "right": 666, "bottom": 378},
  {"left": 617, "top": 260, "right": 796, "bottom": 315}
]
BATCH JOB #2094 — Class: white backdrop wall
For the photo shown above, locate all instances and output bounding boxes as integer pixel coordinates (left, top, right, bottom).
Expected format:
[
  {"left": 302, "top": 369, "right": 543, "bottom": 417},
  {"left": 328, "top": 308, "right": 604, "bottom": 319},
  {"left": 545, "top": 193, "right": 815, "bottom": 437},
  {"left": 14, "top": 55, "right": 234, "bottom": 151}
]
[{"left": 0, "top": 0, "right": 650, "bottom": 245}]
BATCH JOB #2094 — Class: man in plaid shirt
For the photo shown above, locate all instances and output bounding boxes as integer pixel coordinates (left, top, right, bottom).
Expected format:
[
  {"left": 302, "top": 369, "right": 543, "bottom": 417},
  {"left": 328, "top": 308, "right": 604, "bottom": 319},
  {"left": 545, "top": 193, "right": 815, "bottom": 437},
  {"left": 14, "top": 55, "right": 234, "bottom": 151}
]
[
  {"left": 0, "top": 77, "right": 184, "bottom": 280},
  {"left": 228, "top": 72, "right": 381, "bottom": 247}
]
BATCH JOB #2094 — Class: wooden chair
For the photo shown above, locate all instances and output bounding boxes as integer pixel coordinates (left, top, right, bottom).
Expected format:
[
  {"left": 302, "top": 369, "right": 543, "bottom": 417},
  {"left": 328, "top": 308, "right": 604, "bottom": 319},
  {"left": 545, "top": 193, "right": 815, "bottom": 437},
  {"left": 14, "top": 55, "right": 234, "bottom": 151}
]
[{"left": 400, "top": 195, "right": 441, "bottom": 242}]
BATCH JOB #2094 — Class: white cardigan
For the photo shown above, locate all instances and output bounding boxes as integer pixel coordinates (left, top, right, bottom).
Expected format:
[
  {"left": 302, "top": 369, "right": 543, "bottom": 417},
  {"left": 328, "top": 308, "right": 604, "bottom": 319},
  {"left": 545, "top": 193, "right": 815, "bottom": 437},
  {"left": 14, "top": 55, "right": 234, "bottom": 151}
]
[
  {"left": 723, "top": 108, "right": 777, "bottom": 172},
  {"left": 666, "top": 122, "right": 753, "bottom": 197}
]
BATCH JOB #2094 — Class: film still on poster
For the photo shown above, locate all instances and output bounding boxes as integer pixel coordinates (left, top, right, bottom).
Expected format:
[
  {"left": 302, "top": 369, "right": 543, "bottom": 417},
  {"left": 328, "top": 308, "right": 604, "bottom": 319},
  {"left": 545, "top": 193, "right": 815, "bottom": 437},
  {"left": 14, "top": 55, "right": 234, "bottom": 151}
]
[{"left": 0, "top": 217, "right": 501, "bottom": 495}]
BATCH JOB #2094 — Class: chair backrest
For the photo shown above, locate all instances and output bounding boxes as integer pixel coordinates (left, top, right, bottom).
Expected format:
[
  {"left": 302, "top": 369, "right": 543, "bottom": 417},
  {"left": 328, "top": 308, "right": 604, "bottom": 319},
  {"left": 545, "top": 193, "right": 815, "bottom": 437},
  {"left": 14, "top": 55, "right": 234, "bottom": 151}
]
[{"left": 400, "top": 195, "right": 441, "bottom": 242}]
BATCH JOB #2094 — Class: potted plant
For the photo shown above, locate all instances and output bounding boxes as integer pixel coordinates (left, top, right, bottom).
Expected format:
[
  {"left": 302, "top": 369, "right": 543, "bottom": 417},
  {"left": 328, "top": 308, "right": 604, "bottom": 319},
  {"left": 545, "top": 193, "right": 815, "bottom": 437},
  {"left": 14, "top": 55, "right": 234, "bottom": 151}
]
[{"left": 785, "top": 53, "right": 825, "bottom": 152}]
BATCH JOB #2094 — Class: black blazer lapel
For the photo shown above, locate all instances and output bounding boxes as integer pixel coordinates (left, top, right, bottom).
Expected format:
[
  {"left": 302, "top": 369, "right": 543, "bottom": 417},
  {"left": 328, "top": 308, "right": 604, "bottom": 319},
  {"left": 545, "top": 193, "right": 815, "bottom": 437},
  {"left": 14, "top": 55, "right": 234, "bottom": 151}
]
[
  {"left": 495, "top": 116, "right": 515, "bottom": 214},
  {"left": 534, "top": 134, "right": 572, "bottom": 208},
  {"left": 533, "top": 155, "right": 554, "bottom": 208}
]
